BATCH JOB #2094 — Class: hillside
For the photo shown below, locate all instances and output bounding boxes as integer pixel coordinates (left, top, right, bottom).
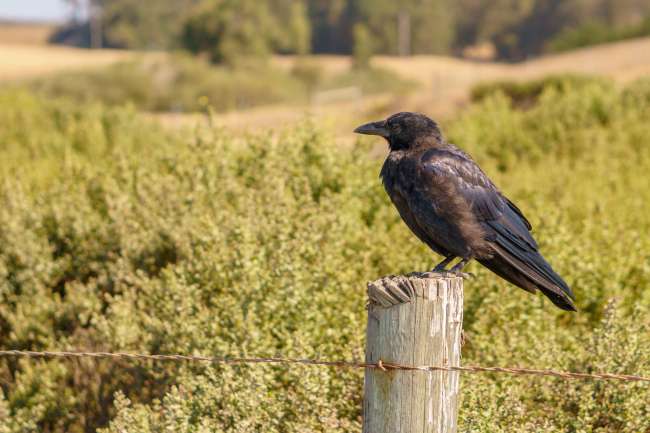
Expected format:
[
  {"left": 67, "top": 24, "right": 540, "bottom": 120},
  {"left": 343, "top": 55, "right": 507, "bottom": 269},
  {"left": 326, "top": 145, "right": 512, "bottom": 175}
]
[
  {"left": 275, "top": 36, "right": 650, "bottom": 114},
  {"left": 3, "top": 36, "right": 650, "bottom": 85},
  {"left": 220, "top": 37, "right": 650, "bottom": 135},
  {"left": 2, "top": 36, "right": 650, "bottom": 134}
]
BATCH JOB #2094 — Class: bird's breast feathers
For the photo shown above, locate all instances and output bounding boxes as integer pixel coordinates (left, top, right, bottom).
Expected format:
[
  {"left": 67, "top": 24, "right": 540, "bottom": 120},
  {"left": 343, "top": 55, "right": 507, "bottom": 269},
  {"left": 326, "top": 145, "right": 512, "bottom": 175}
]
[{"left": 381, "top": 148, "right": 494, "bottom": 258}]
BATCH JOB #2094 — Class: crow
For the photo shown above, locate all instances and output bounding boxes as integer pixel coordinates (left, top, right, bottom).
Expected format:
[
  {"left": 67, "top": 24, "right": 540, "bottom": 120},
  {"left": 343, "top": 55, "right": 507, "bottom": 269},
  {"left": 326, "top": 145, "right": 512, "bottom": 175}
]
[{"left": 354, "top": 112, "right": 576, "bottom": 311}]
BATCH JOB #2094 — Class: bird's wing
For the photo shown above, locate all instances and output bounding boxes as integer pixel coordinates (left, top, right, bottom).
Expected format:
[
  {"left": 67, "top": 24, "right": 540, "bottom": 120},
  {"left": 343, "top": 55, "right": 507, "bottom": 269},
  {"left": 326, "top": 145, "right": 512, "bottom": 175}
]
[
  {"left": 421, "top": 147, "right": 535, "bottom": 245},
  {"left": 421, "top": 147, "right": 576, "bottom": 310}
]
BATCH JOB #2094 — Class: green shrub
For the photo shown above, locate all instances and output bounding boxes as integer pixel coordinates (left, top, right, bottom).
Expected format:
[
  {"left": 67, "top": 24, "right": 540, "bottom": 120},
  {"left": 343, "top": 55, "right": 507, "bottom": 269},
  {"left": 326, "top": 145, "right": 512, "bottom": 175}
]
[
  {"left": 10, "top": 55, "right": 414, "bottom": 113},
  {"left": 19, "top": 55, "right": 307, "bottom": 113},
  {"left": 352, "top": 23, "right": 373, "bottom": 69},
  {"left": 1, "top": 80, "right": 650, "bottom": 432},
  {"left": 290, "top": 59, "right": 325, "bottom": 92},
  {"left": 470, "top": 74, "right": 609, "bottom": 109},
  {"left": 182, "top": 0, "right": 275, "bottom": 66}
]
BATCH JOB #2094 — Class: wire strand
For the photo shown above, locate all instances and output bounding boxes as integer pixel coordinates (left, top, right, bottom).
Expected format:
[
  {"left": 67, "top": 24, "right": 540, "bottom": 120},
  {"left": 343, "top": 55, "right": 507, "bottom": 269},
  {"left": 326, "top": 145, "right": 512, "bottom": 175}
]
[{"left": 1, "top": 350, "right": 648, "bottom": 383}]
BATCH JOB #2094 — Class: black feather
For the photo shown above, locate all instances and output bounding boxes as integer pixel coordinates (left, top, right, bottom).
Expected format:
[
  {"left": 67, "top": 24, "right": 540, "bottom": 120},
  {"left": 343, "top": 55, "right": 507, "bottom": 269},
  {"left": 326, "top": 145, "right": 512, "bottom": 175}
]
[{"left": 362, "top": 112, "right": 577, "bottom": 311}]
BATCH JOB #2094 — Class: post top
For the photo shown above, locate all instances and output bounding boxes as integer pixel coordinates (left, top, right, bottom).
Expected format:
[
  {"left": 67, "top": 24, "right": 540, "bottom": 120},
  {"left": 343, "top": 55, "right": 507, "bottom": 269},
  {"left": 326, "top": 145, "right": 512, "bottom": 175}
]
[{"left": 367, "top": 272, "right": 463, "bottom": 307}]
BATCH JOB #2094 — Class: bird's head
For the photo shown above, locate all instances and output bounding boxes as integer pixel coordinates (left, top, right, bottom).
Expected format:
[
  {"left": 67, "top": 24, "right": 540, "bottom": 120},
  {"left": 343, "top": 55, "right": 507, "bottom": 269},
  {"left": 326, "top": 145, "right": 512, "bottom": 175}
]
[{"left": 354, "top": 112, "right": 443, "bottom": 151}]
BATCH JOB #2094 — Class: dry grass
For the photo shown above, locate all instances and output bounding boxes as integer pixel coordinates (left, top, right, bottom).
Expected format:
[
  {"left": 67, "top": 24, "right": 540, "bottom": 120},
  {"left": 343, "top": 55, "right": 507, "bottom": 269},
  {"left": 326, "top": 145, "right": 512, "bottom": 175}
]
[
  {"left": 2, "top": 33, "right": 649, "bottom": 85},
  {"left": 274, "top": 36, "right": 650, "bottom": 87},
  {"left": 512, "top": 36, "right": 650, "bottom": 82},
  {"left": 147, "top": 93, "right": 397, "bottom": 147},
  {"left": 0, "top": 22, "right": 55, "bottom": 45},
  {"left": 2, "top": 36, "right": 650, "bottom": 135},
  {"left": 267, "top": 37, "right": 650, "bottom": 133},
  {"left": 0, "top": 43, "right": 135, "bottom": 81}
]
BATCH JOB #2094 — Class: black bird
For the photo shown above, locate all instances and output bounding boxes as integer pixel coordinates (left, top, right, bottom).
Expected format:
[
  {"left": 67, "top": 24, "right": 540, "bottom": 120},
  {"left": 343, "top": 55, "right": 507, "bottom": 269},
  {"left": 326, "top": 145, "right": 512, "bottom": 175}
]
[{"left": 354, "top": 112, "right": 576, "bottom": 311}]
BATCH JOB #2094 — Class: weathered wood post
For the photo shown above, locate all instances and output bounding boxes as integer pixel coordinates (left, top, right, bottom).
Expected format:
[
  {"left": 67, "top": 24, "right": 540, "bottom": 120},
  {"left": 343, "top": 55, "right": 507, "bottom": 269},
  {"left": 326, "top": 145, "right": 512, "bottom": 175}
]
[{"left": 363, "top": 273, "right": 463, "bottom": 433}]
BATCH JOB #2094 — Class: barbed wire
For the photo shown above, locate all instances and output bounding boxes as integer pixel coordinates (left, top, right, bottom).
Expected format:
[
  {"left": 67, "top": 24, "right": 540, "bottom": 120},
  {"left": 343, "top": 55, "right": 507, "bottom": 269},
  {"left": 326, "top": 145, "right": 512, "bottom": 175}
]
[{"left": 1, "top": 350, "right": 648, "bottom": 383}]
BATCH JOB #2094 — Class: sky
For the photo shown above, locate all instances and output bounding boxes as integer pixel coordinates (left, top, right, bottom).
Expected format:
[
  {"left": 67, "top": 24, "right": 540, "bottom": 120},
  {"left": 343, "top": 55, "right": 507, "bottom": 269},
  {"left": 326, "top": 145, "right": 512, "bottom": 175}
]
[{"left": 0, "top": 0, "right": 75, "bottom": 23}]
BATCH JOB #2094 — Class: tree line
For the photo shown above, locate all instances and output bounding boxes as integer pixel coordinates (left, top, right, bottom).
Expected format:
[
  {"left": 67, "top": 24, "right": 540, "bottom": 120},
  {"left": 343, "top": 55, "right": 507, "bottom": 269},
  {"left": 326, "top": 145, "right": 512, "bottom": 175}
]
[{"left": 59, "top": 0, "right": 650, "bottom": 62}]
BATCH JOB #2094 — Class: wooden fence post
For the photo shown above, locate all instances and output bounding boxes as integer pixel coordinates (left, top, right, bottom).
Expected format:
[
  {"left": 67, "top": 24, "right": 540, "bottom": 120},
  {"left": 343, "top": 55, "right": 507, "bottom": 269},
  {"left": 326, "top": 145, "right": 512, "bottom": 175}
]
[{"left": 363, "top": 273, "right": 463, "bottom": 433}]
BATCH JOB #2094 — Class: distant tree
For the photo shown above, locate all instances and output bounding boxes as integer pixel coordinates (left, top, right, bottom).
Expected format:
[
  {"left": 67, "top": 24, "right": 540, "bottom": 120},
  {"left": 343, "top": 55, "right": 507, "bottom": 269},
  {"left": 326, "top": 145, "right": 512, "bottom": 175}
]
[
  {"left": 410, "top": 0, "right": 454, "bottom": 54},
  {"left": 182, "top": 0, "right": 275, "bottom": 65},
  {"left": 307, "top": 0, "right": 355, "bottom": 53},
  {"left": 355, "top": 0, "right": 455, "bottom": 55},
  {"left": 354, "top": 0, "right": 396, "bottom": 53},
  {"left": 109, "top": 0, "right": 202, "bottom": 49},
  {"left": 59, "top": 0, "right": 650, "bottom": 60},
  {"left": 456, "top": 0, "right": 650, "bottom": 60},
  {"left": 352, "top": 23, "right": 373, "bottom": 68},
  {"left": 289, "top": 2, "right": 312, "bottom": 55},
  {"left": 492, "top": 0, "right": 569, "bottom": 60},
  {"left": 452, "top": 0, "right": 489, "bottom": 49},
  {"left": 61, "top": 0, "right": 200, "bottom": 49}
]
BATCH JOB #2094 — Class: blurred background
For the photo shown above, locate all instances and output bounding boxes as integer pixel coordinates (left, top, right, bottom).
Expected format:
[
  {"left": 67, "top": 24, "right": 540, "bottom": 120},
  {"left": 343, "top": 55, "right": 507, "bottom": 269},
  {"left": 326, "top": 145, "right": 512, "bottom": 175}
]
[
  {"left": 2, "top": 0, "right": 650, "bottom": 132},
  {"left": 2, "top": 2, "right": 650, "bottom": 433}
]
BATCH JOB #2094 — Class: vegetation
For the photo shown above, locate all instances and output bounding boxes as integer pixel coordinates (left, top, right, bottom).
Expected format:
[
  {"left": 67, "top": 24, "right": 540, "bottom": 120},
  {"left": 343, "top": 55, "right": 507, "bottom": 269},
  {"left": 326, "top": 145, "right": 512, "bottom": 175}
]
[
  {"left": 352, "top": 23, "right": 373, "bottom": 70},
  {"left": 96, "top": 0, "right": 199, "bottom": 49},
  {"left": 182, "top": 0, "right": 274, "bottom": 65},
  {"left": 470, "top": 74, "right": 609, "bottom": 109},
  {"left": 548, "top": 15, "right": 650, "bottom": 53},
  {"left": 21, "top": 55, "right": 305, "bottom": 112},
  {"left": 51, "top": 0, "right": 200, "bottom": 49},
  {"left": 14, "top": 55, "right": 413, "bottom": 113},
  {"left": 58, "top": 0, "right": 650, "bottom": 61},
  {"left": 2, "top": 77, "right": 650, "bottom": 432},
  {"left": 181, "top": 0, "right": 312, "bottom": 65},
  {"left": 325, "top": 67, "right": 415, "bottom": 96}
]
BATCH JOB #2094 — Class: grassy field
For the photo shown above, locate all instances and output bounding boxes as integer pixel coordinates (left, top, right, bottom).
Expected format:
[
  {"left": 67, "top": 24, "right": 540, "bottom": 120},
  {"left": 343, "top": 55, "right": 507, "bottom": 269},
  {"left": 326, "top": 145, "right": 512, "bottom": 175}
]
[
  {"left": 4, "top": 33, "right": 650, "bottom": 84},
  {"left": 3, "top": 34, "right": 650, "bottom": 126},
  {"left": 0, "top": 22, "right": 55, "bottom": 45},
  {"left": 0, "top": 43, "right": 134, "bottom": 81},
  {"left": 168, "top": 36, "right": 650, "bottom": 134},
  {"left": 150, "top": 36, "right": 650, "bottom": 140},
  {"left": 272, "top": 37, "right": 650, "bottom": 124},
  {"left": 1, "top": 75, "right": 650, "bottom": 432}
]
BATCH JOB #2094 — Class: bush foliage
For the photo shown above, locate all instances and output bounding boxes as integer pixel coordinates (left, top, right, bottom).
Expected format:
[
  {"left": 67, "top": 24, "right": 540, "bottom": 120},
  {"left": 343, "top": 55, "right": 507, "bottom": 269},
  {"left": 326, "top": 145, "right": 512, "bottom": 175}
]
[
  {"left": 19, "top": 55, "right": 306, "bottom": 113},
  {"left": 469, "top": 74, "right": 609, "bottom": 109},
  {"left": 13, "top": 55, "right": 412, "bottom": 114},
  {"left": 2, "top": 78, "right": 650, "bottom": 432}
]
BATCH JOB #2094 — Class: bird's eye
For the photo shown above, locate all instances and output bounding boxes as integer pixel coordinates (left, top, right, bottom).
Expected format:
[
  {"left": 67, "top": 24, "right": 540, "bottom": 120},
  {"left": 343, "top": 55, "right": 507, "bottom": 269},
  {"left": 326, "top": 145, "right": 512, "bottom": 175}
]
[{"left": 391, "top": 124, "right": 401, "bottom": 133}]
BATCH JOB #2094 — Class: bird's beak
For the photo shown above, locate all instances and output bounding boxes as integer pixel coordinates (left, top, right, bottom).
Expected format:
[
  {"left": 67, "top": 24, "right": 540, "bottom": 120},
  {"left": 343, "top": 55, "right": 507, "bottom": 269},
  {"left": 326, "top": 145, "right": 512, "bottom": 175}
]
[{"left": 354, "top": 121, "right": 389, "bottom": 137}]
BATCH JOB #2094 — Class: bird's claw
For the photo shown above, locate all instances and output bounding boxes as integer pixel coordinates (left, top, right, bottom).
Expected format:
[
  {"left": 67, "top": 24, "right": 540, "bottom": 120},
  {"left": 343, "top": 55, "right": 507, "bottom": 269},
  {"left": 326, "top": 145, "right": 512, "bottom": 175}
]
[
  {"left": 421, "top": 270, "right": 475, "bottom": 280},
  {"left": 444, "top": 271, "right": 474, "bottom": 280}
]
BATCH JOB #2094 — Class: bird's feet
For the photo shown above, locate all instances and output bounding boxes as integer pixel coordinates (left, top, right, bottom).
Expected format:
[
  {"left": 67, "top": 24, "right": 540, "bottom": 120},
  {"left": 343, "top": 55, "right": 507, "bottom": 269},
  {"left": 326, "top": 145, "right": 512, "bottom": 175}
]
[
  {"left": 446, "top": 259, "right": 474, "bottom": 279},
  {"left": 449, "top": 271, "right": 475, "bottom": 280},
  {"left": 420, "top": 270, "right": 475, "bottom": 279},
  {"left": 423, "top": 257, "right": 474, "bottom": 279},
  {"left": 429, "top": 256, "right": 455, "bottom": 274},
  {"left": 439, "top": 271, "right": 475, "bottom": 279}
]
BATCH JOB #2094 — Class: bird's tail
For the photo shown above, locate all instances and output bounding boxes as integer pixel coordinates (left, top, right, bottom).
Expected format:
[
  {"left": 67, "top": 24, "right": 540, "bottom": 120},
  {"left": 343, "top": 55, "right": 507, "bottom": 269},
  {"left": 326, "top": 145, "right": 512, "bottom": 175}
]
[{"left": 478, "top": 244, "right": 576, "bottom": 311}]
